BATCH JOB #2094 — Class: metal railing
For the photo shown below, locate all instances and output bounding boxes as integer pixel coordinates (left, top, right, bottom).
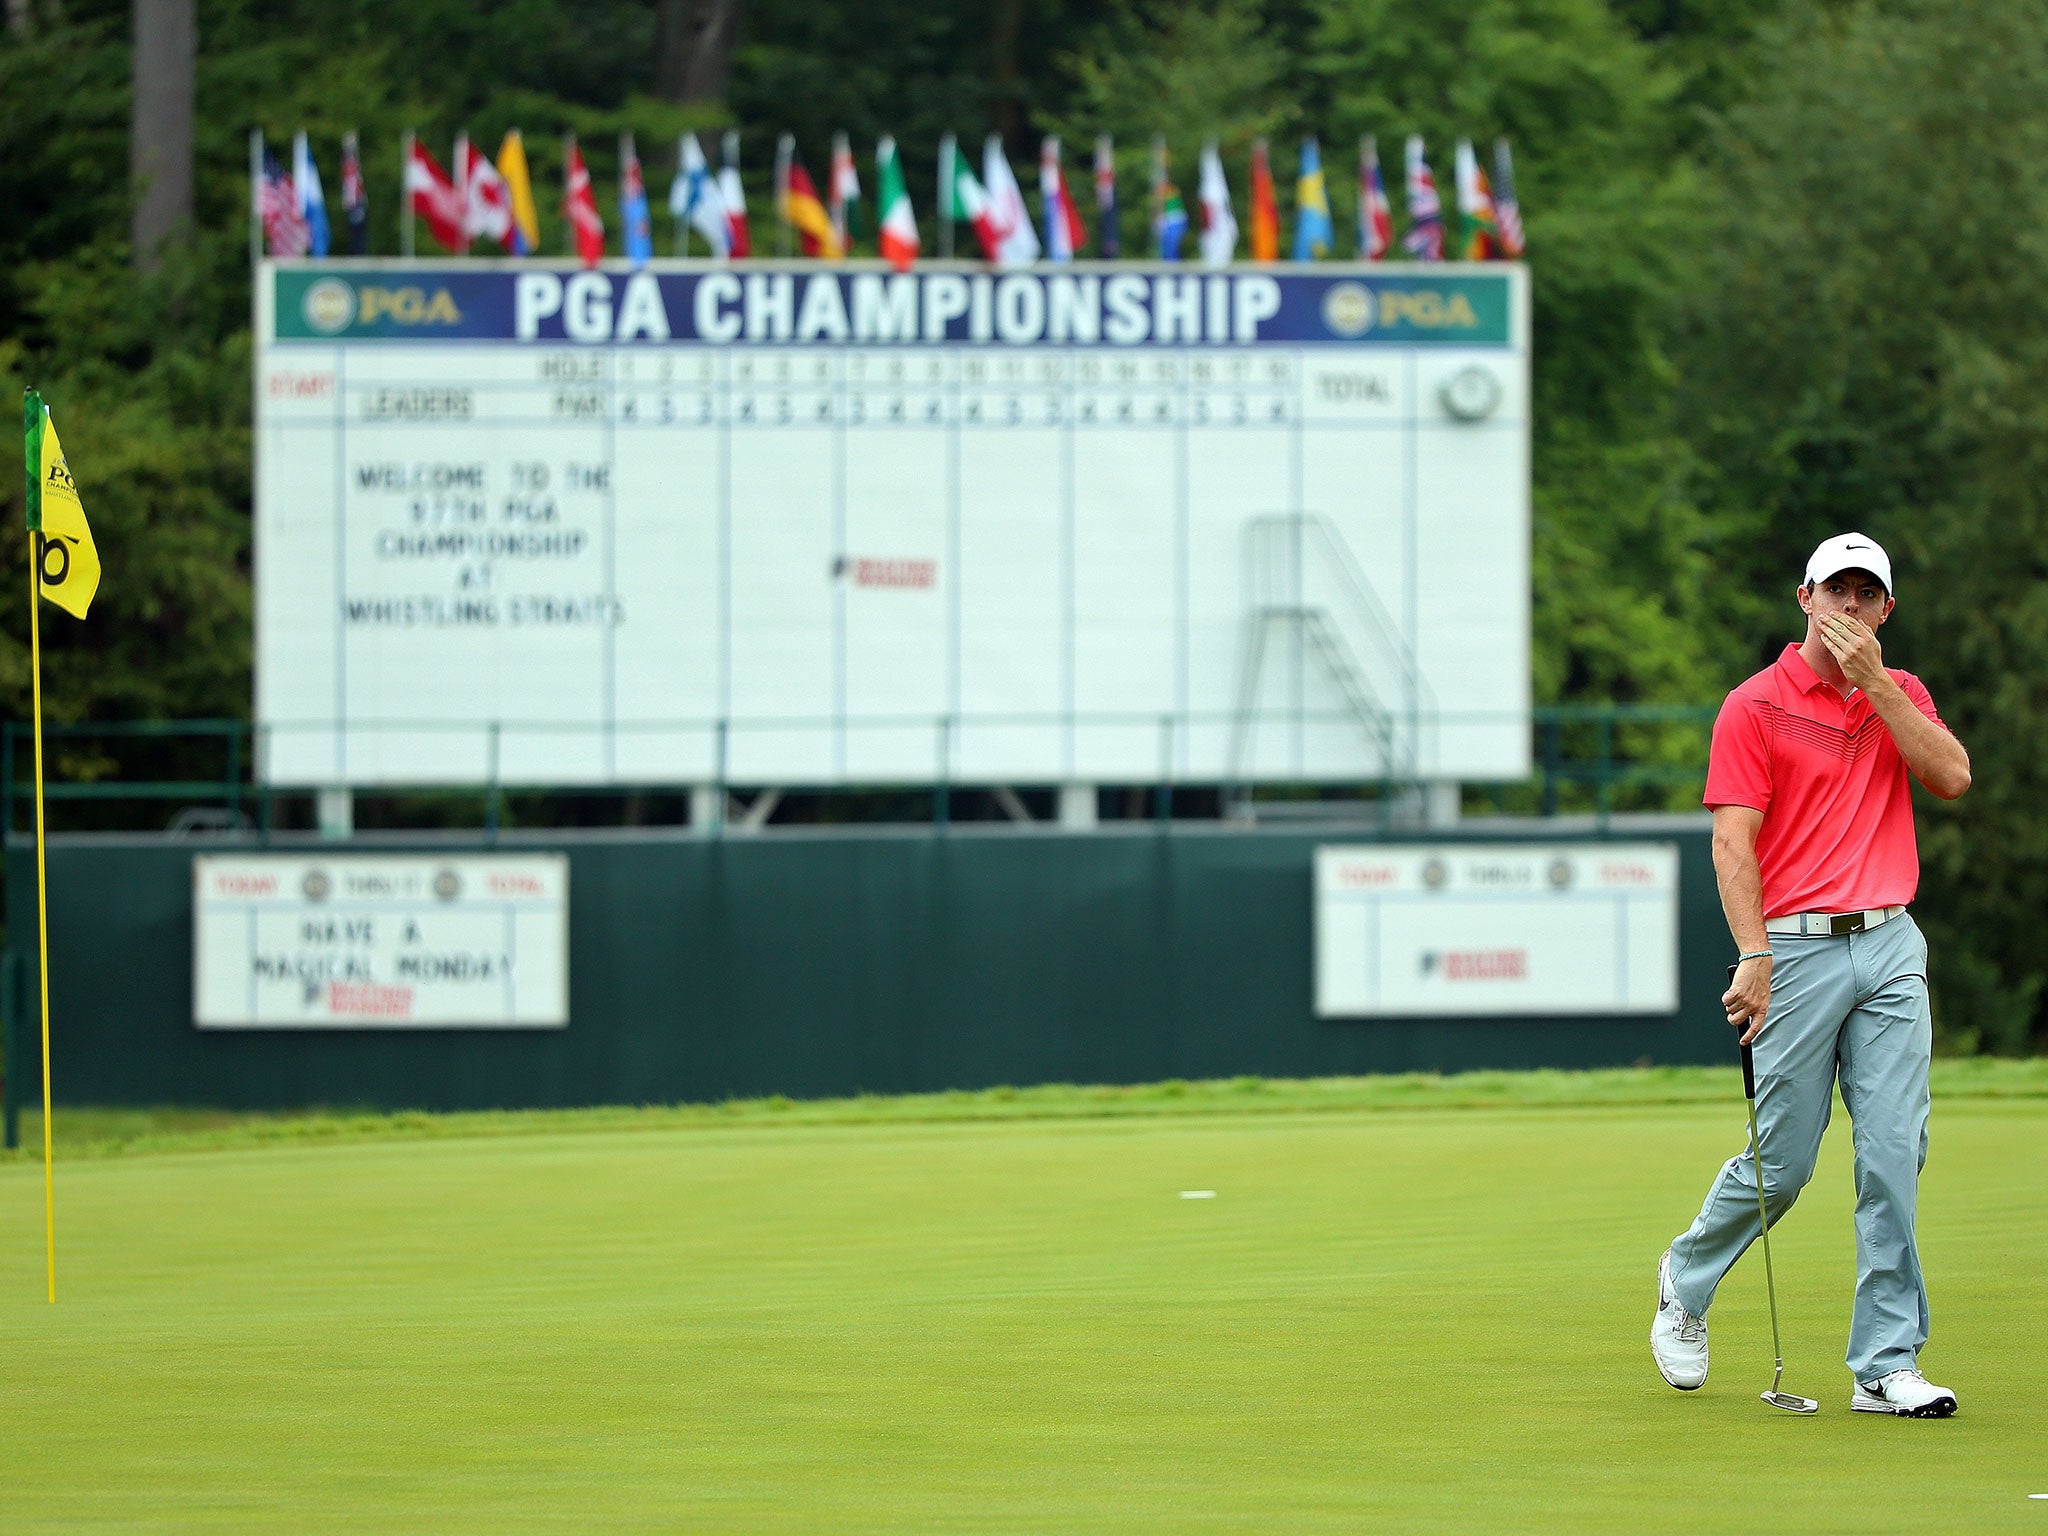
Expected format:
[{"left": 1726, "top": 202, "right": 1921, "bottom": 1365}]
[
  {"left": 1231, "top": 514, "right": 1436, "bottom": 787},
  {"left": 0, "top": 706, "right": 1717, "bottom": 838}
]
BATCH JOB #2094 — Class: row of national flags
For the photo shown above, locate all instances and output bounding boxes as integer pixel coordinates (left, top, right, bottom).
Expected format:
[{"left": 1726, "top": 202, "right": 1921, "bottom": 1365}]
[{"left": 255, "top": 129, "right": 1524, "bottom": 268}]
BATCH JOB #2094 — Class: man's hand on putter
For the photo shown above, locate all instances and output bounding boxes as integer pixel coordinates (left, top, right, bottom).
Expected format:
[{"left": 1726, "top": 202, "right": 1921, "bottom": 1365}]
[
  {"left": 1724, "top": 956, "right": 1771, "bottom": 1044},
  {"left": 1818, "top": 613, "right": 1886, "bottom": 690}
]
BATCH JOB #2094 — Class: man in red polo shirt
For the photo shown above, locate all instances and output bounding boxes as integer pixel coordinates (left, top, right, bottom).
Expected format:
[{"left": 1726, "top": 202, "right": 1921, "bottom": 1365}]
[{"left": 1650, "top": 533, "right": 1972, "bottom": 1416}]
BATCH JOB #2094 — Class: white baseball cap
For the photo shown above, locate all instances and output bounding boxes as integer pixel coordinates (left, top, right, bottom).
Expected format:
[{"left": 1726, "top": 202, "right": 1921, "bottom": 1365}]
[{"left": 1804, "top": 532, "right": 1892, "bottom": 595}]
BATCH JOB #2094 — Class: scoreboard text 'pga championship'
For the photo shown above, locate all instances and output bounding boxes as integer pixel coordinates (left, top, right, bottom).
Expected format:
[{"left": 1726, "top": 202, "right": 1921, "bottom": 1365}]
[{"left": 255, "top": 261, "right": 1529, "bottom": 792}]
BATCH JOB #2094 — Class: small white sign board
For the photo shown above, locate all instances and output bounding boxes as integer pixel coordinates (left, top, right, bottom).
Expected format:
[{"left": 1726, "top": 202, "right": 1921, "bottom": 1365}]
[
  {"left": 1314, "top": 843, "right": 1679, "bottom": 1018},
  {"left": 193, "top": 854, "right": 569, "bottom": 1028}
]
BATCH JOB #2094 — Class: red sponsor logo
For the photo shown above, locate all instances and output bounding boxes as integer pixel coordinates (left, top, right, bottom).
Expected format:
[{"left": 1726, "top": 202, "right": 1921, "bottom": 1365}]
[
  {"left": 267, "top": 371, "right": 336, "bottom": 400},
  {"left": 328, "top": 981, "right": 416, "bottom": 1018},
  {"left": 838, "top": 557, "right": 937, "bottom": 590},
  {"left": 1336, "top": 863, "right": 1397, "bottom": 887},
  {"left": 485, "top": 872, "right": 544, "bottom": 896},
  {"left": 1598, "top": 861, "right": 1656, "bottom": 885},
  {"left": 214, "top": 873, "right": 280, "bottom": 896},
  {"left": 1423, "top": 949, "right": 1529, "bottom": 982}
]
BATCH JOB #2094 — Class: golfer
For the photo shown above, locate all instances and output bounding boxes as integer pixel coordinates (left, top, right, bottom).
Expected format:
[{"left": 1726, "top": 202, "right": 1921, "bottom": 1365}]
[{"left": 1650, "top": 533, "right": 1971, "bottom": 1416}]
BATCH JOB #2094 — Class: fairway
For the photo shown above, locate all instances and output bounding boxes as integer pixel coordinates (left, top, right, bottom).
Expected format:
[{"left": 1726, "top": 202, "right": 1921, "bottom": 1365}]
[{"left": 2, "top": 1078, "right": 2042, "bottom": 1533}]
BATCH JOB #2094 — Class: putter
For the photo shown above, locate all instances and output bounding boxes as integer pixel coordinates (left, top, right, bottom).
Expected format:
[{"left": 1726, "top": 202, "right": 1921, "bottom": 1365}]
[{"left": 1738, "top": 1029, "right": 1820, "bottom": 1415}]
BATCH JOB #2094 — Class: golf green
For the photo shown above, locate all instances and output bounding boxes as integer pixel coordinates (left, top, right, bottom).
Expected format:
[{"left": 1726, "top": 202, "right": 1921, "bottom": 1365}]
[{"left": 1, "top": 1081, "right": 2040, "bottom": 1532}]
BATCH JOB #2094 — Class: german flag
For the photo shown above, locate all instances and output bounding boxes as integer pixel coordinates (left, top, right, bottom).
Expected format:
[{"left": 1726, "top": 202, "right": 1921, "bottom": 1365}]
[{"left": 776, "top": 140, "right": 843, "bottom": 258}]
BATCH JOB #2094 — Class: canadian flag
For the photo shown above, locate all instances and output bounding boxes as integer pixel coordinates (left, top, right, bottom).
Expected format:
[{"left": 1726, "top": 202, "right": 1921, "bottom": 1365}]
[
  {"left": 461, "top": 139, "right": 515, "bottom": 250},
  {"left": 405, "top": 137, "right": 465, "bottom": 253},
  {"left": 981, "top": 136, "right": 1040, "bottom": 267},
  {"left": 564, "top": 134, "right": 606, "bottom": 266}
]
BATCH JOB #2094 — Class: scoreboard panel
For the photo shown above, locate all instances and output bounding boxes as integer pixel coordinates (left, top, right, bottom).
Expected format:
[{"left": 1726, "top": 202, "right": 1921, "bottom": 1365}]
[{"left": 255, "top": 260, "right": 1530, "bottom": 787}]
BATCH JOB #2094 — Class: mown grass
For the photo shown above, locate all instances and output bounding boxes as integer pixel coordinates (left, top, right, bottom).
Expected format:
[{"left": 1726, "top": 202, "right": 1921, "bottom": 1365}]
[
  {"left": 3, "top": 1073, "right": 2044, "bottom": 1533},
  {"left": 1, "top": 1068, "right": 2043, "bottom": 1532},
  {"left": 6, "top": 1055, "right": 2046, "bottom": 1162}
]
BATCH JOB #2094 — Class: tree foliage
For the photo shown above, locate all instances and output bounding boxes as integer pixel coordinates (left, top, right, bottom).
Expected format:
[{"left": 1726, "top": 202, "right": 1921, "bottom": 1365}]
[{"left": 1673, "top": 0, "right": 2048, "bottom": 1051}]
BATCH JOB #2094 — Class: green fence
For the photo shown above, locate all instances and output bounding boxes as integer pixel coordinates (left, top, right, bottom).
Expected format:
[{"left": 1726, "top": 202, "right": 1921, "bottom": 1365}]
[
  {"left": 1, "top": 819, "right": 1727, "bottom": 1139},
  {"left": 0, "top": 706, "right": 1717, "bottom": 836}
]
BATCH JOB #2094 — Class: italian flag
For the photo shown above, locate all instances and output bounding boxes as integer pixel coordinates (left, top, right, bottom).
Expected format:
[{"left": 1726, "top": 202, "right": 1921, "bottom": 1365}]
[
  {"left": 940, "top": 138, "right": 1004, "bottom": 262},
  {"left": 876, "top": 136, "right": 919, "bottom": 271}
]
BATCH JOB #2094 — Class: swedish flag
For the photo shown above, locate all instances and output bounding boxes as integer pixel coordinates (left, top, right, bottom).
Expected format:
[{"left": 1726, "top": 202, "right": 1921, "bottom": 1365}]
[{"left": 22, "top": 388, "right": 100, "bottom": 619}]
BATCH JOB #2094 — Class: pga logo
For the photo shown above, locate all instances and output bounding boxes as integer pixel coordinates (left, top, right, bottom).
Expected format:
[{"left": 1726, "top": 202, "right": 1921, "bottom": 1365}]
[
  {"left": 301, "top": 278, "right": 357, "bottom": 334},
  {"left": 1321, "top": 281, "right": 1375, "bottom": 338}
]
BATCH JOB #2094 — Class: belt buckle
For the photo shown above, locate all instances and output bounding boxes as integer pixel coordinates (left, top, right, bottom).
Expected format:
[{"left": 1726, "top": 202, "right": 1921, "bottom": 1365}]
[{"left": 1828, "top": 912, "right": 1865, "bottom": 936}]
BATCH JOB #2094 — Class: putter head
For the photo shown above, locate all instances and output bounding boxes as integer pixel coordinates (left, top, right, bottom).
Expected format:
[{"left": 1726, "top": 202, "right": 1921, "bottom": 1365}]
[{"left": 1761, "top": 1390, "right": 1819, "bottom": 1414}]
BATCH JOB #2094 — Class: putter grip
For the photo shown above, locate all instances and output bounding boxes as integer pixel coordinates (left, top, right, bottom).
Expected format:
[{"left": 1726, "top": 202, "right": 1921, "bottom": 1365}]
[{"left": 1725, "top": 963, "right": 1758, "bottom": 1097}]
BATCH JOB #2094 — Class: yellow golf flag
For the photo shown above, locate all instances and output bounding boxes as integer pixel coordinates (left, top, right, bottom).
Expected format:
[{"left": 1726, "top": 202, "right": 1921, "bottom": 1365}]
[{"left": 29, "top": 399, "right": 99, "bottom": 618}]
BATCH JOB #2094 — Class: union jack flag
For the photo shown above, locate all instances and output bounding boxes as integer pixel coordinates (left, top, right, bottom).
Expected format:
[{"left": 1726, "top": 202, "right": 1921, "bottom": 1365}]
[
  {"left": 259, "top": 149, "right": 310, "bottom": 256},
  {"left": 341, "top": 131, "right": 368, "bottom": 255},
  {"left": 1401, "top": 135, "right": 1443, "bottom": 261}
]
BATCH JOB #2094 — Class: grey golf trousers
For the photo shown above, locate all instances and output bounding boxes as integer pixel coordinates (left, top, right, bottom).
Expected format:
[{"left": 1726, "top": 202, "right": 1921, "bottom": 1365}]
[{"left": 1666, "top": 912, "right": 1933, "bottom": 1383}]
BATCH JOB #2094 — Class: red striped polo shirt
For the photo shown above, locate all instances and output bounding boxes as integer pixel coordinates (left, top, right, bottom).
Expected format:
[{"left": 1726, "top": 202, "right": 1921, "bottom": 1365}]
[{"left": 1703, "top": 643, "right": 1946, "bottom": 919}]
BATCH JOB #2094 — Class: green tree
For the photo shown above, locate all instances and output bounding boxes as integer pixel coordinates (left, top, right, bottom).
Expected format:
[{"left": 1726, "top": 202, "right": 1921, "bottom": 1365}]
[
  {"left": 1047, "top": 0, "right": 1294, "bottom": 258},
  {"left": 1307, "top": 0, "right": 1736, "bottom": 710},
  {"left": 1676, "top": 0, "right": 2048, "bottom": 1052}
]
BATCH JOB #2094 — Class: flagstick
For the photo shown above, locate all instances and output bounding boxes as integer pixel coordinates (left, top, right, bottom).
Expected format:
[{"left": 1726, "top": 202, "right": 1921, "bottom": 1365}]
[{"left": 27, "top": 527, "right": 54, "bottom": 1303}]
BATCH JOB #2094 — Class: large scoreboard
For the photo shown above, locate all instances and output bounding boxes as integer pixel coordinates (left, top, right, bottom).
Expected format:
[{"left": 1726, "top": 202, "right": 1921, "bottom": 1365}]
[{"left": 254, "top": 260, "right": 1529, "bottom": 788}]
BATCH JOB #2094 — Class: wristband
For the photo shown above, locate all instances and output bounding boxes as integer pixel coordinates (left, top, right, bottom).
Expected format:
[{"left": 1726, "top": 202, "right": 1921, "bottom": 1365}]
[{"left": 1736, "top": 949, "right": 1773, "bottom": 964}]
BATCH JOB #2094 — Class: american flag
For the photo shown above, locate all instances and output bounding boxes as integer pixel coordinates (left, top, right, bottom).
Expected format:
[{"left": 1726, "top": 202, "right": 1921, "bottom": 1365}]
[
  {"left": 1493, "top": 138, "right": 1525, "bottom": 258},
  {"left": 260, "top": 150, "right": 310, "bottom": 257}
]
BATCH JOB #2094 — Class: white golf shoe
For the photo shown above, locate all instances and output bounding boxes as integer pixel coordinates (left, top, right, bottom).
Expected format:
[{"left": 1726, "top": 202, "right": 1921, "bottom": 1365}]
[
  {"left": 1852, "top": 1368, "right": 1957, "bottom": 1418},
  {"left": 1651, "top": 1249, "right": 1708, "bottom": 1390}
]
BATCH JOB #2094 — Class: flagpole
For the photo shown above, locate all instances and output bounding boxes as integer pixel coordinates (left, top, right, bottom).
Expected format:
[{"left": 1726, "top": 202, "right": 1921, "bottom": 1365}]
[
  {"left": 1358, "top": 135, "right": 1370, "bottom": 258},
  {"left": 454, "top": 131, "right": 470, "bottom": 258},
  {"left": 25, "top": 426, "right": 55, "bottom": 1305},
  {"left": 937, "top": 134, "right": 955, "bottom": 261},
  {"left": 828, "top": 131, "right": 844, "bottom": 251},
  {"left": 675, "top": 137, "right": 688, "bottom": 259},
  {"left": 1151, "top": 136, "right": 1166, "bottom": 259},
  {"left": 248, "top": 129, "right": 265, "bottom": 269},
  {"left": 775, "top": 135, "right": 793, "bottom": 259},
  {"left": 401, "top": 129, "right": 415, "bottom": 258},
  {"left": 619, "top": 132, "right": 631, "bottom": 263}
]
